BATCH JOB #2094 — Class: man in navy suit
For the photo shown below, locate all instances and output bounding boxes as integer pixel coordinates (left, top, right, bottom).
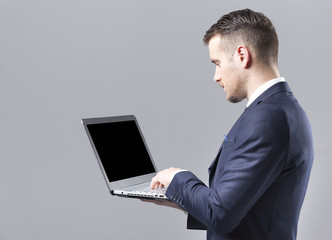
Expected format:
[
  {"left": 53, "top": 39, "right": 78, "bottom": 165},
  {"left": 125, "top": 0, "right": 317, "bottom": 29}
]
[{"left": 147, "top": 9, "right": 314, "bottom": 240}]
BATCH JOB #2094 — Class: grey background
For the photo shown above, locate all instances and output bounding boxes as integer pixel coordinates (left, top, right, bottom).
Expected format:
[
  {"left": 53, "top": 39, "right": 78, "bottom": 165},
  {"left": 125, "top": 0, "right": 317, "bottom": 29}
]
[{"left": 1, "top": 0, "right": 331, "bottom": 239}]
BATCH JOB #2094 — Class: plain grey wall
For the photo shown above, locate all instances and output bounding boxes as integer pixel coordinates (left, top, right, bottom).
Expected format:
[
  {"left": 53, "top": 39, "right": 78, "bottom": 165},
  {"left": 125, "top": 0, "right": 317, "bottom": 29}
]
[{"left": 1, "top": 0, "right": 331, "bottom": 239}]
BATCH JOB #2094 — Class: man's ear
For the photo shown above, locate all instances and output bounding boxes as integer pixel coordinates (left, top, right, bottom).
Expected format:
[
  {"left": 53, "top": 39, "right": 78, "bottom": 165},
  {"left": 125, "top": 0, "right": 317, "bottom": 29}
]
[{"left": 236, "top": 45, "right": 251, "bottom": 68}]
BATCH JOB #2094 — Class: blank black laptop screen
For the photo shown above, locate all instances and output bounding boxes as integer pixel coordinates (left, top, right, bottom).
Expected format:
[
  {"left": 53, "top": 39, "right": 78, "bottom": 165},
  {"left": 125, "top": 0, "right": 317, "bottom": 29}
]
[{"left": 87, "top": 120, "right": 155, "bottom": 182}]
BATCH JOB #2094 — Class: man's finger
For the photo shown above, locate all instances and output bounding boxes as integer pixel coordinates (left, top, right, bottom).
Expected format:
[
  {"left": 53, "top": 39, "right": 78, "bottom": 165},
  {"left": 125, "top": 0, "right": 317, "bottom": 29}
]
[{"left": 150, "top": 176, "right": 160, "bottom": 189}]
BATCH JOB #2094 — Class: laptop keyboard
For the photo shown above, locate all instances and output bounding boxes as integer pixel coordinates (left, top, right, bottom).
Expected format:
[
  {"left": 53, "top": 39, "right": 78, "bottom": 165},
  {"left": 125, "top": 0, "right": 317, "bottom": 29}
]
[
  {"left": 123, "top": 183, "right": 167, "bottom": 198},
  {"left": 132, "top": 186, "right": 167, "bottom": 195}
]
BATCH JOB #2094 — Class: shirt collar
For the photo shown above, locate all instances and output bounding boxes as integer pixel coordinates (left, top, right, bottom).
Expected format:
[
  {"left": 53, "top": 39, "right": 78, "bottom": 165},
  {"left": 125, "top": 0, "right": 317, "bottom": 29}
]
[{"left": 246, "top": 77, "right": 286, "bottom": 107}]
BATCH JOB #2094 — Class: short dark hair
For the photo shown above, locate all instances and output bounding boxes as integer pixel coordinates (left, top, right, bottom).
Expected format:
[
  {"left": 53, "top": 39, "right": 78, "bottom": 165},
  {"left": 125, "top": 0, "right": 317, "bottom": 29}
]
[{"left": 203, "top": 9, "right": 279, "bottom": 66}]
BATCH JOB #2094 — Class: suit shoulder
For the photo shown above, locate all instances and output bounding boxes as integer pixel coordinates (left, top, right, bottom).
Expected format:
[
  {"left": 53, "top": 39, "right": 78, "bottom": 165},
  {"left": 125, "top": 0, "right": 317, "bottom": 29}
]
[{"left": 247, "top": 101, "right": 289, "bottom": 124}]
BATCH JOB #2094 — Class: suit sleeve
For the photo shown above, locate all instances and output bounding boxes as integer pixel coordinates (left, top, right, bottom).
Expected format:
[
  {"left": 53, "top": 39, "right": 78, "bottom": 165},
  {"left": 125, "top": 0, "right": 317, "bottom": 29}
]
[
  {"left": 165, "top": 105, "right": 289, "bottom": 233},
  {"left": 187, "top": 214, "right": 207, "bottom": 230}
]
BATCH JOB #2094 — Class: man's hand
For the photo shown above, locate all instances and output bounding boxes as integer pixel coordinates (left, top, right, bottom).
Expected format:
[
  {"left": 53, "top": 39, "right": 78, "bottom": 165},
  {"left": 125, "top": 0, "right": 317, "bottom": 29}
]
[{"left": 150, "top": 167, "right": 182, "bottom": 189}]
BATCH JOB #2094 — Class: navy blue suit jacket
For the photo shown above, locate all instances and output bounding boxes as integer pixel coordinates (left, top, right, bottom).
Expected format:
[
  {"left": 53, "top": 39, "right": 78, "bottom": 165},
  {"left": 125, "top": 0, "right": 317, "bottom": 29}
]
[{"left": 166, "top": 82, "right": 314, "bottom": 240}]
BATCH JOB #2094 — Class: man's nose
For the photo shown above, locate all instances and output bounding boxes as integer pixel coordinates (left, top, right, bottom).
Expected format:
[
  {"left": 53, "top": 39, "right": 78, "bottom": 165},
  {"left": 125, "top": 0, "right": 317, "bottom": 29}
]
[{"left": 214, "top": 72, "right": 221, "bottom": 82}]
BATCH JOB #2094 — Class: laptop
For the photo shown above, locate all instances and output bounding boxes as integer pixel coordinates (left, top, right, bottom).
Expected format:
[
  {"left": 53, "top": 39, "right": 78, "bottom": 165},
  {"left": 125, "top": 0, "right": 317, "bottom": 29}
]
[{"left": 82, "top": 115, "right": 169, "bottom": 200}]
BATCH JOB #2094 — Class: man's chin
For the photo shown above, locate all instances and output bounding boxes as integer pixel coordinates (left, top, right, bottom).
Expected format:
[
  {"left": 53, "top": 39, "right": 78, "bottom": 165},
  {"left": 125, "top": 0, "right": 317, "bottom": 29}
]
[
  {"left": 227, "top": 95, "right": 245, "bottom": 103},
  {"left": 227, "top": 96, "right": 241, "bottom": 103}
]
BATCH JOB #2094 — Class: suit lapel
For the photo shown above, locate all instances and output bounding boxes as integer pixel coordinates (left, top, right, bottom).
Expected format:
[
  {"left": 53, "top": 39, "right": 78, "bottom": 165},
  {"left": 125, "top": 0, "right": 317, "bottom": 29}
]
[{"left": 208, "top": 143, "right": 223, "bottom": 175}]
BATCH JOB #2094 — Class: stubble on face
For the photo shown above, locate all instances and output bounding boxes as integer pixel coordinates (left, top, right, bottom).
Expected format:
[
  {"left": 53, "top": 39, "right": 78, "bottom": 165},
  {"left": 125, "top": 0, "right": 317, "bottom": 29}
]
[{"left": 224, "top": 60, "right": 247, "bottom": 104}]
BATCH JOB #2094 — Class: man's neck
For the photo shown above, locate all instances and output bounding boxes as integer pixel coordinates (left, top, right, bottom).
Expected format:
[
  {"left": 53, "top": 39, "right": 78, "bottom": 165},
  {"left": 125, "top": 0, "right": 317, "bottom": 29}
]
[{"left": 246, "top": 66, "right": 280, "bottom": 101}]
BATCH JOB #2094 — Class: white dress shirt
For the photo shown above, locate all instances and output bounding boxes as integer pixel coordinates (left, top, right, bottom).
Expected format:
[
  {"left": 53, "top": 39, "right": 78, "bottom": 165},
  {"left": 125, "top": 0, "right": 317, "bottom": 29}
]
[{"left": 246, "top": 77, "right": 286, "bottom": 107}]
